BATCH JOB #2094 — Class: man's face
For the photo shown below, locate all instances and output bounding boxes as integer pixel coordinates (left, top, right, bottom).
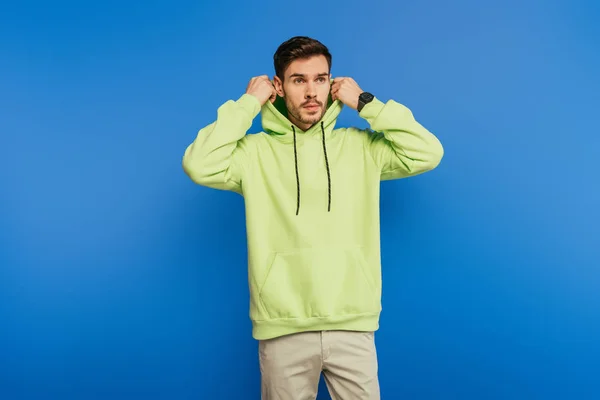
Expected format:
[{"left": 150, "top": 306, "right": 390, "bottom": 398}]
[{"left": 274, "top": 55, "right": 331, "bottom": 131}]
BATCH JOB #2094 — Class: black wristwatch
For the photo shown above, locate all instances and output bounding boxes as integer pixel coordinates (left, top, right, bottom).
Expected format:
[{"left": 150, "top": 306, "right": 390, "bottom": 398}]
[{"left": 357, "top": 92, "right": 374, "bottom": 112}]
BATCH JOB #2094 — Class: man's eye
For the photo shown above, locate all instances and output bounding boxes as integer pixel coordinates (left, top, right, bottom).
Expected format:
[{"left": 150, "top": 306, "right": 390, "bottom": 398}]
[{"left": 294, "top": 78, "right": 304, "bottom": 84}]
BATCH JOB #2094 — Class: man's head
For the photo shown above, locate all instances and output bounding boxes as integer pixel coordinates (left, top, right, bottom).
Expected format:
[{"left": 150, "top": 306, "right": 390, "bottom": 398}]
[{"left": 273, "top": 36, "right": 332, "bottom": 131}]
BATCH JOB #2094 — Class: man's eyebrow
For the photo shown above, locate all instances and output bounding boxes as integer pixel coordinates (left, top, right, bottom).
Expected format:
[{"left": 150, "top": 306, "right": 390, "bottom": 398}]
[{"left": 288, "top": 73, "right": 329, "bottom": 78}]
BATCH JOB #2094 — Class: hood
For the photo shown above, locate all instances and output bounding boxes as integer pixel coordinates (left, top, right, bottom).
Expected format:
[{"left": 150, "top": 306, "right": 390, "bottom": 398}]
[
  {"left": 260, "top": 87, "right": 344, "bottom": 142},
  {"left": 258, "top": 83, "right": 344, "bottom": 215}
]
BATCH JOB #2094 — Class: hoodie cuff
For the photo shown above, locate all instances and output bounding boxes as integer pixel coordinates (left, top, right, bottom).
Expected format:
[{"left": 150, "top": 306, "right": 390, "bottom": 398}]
[
  {"left": 358, "top": 97, "right": 385, "bottom": 121},
  {"left": 236, "top": 93, "right": 262, "bottom": 120}
]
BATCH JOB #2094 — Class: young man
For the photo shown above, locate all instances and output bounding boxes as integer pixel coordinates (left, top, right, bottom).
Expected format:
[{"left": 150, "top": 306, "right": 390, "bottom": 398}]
[{"left": 182, "top": 36, "right": 444, "bottom": 399}]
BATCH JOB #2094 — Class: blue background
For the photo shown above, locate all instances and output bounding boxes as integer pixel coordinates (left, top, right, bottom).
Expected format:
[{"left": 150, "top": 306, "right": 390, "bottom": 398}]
[{"left": 2, "top": 0, "right": 599, "bottom": 398}]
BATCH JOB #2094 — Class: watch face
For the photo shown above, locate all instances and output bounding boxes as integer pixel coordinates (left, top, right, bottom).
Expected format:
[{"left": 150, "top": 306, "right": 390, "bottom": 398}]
[{"left": 360, "top": 92, "right": 374, "bottom": 102}]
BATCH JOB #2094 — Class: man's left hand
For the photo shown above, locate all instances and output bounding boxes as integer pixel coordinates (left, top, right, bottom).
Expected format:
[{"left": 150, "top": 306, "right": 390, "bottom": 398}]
[{"left": 330, "top": 77, "right": 363, "bottom": 110}]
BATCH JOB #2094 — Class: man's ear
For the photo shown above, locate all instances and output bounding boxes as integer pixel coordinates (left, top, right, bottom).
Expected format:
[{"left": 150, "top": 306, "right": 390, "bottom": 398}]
[{"left": 273, "top": 75, "right": 284, "bottom": 97}]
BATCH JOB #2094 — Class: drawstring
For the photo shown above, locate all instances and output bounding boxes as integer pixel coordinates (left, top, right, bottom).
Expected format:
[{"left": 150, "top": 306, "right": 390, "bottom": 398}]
[
  {"left": 292, "top": 126, "right": 301, "bottom": 215},
  {"left": 321, "top": 121, "right": 332, "bottom": 212},
  {"left": 291, "top": 122, "right": 332, "bottom": 215}
]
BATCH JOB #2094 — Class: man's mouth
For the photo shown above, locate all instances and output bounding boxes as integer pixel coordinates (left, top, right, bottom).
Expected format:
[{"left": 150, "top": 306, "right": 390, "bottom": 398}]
[{"left": 303, "top": 103, "right": 320, "bottom": 110}]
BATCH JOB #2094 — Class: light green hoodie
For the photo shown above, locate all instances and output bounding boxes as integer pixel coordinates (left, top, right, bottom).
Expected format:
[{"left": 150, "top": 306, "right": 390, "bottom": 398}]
[{"left": 182, "top": 90, "right": 443, "bottom": 340}]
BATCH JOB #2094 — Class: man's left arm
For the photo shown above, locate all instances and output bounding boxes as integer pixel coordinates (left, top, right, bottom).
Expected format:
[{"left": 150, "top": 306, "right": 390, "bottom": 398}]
[{"left": 331, "top": 77, "right": 444, "bottom": 180}]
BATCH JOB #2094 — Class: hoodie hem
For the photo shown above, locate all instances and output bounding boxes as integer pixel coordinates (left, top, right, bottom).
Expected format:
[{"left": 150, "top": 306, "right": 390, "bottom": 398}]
[{"left": 251, "top": 312, "right": 380, "bottom": 340}]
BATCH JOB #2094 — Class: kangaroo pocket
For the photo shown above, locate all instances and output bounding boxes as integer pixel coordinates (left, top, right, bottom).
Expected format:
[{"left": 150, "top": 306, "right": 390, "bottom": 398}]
[{"left": 258, "top": 247, "right": 378, "bottom": 320}]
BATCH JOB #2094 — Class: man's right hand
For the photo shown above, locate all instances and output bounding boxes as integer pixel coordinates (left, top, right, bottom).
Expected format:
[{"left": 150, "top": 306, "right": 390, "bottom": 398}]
[{"left": 246, "top": 75, "right": 277, "bottom": 105}]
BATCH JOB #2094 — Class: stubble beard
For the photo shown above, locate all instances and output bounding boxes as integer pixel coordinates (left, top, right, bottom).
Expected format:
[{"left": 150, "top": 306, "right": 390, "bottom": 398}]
[{"left": 286, "top": 98, "right": 325, "bottom": 129}]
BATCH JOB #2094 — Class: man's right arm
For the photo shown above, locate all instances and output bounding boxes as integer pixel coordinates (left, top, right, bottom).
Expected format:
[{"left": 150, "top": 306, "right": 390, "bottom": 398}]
[
  {"left": 182, "top": 94, "right": 260, "bottom": 194},
  {"left": 182, "top": 76, "right": 276, "bottom": 194}
]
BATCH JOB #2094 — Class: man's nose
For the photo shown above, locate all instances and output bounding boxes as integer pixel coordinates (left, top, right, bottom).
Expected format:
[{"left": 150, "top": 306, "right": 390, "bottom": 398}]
[{"left": 305, "top": 82, "right": 316, "bottom": 98}]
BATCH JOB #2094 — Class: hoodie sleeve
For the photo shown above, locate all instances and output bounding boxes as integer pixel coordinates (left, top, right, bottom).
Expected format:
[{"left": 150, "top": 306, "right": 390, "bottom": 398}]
[
  {"left": 182, "top": 94, "right": 261, "bottom": 194},
  {"left": 359, "top": 97, "right": 444, "bottom": 180}
]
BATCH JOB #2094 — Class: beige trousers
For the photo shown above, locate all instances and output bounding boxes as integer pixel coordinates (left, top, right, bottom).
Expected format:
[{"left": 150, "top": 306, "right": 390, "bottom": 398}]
[{"left": 258, "top": 330, "right": 380, "bottom": 400}]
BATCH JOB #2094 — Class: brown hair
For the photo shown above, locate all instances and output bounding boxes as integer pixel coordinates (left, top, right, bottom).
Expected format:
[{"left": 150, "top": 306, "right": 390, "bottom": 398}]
[{"left": 273, "top": 36, "right": 332, "bottom": 81}]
